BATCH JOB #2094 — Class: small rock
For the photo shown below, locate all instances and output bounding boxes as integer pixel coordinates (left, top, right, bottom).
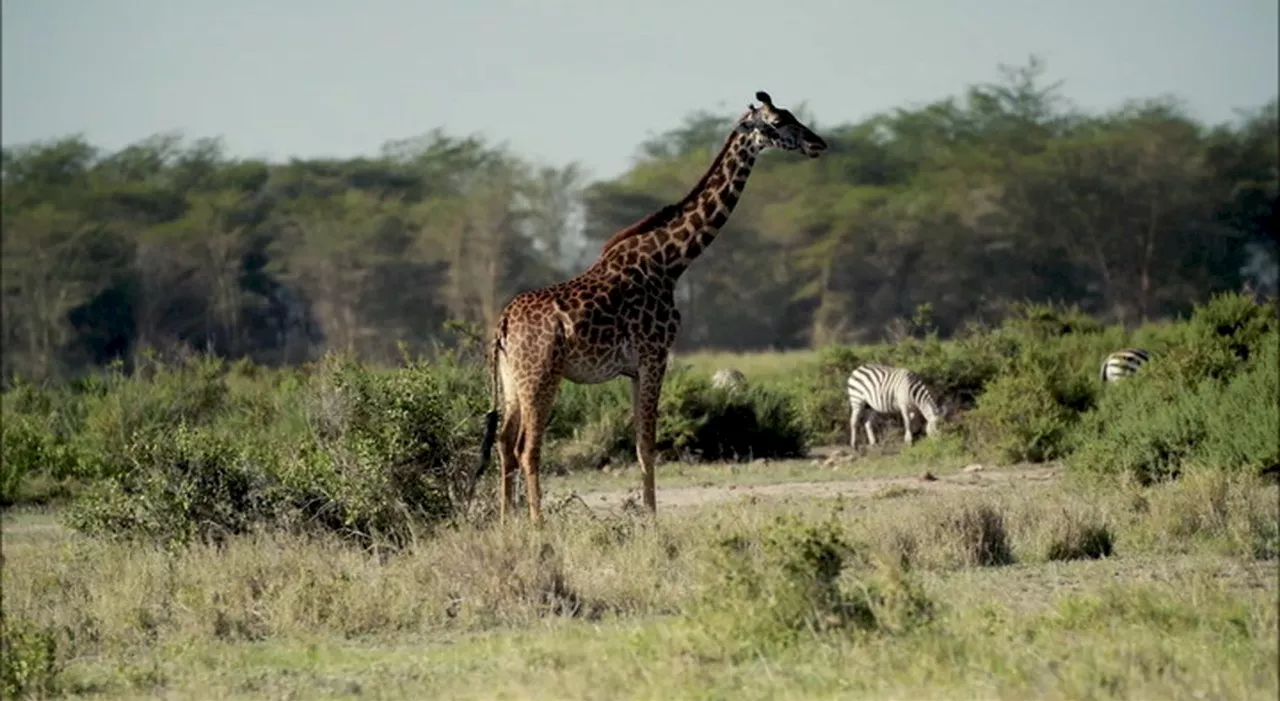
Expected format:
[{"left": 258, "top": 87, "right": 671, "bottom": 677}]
[{"left": 962, "top": 463, "right": 985, "bottom": 474}]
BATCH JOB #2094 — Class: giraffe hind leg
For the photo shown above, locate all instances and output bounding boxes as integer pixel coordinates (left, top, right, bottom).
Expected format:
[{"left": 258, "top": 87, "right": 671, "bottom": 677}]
[
  {"left": 517, "top": 372, "right": 562, "bottom": 526},
  {"left": 496, "top": 401, "right": 522, "bottom": 525}
]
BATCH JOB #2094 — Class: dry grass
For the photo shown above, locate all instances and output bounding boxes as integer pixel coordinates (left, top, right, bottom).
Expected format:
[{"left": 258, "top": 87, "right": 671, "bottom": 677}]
[{"left": 3, "top": 465, "right": 1277, "bottom": 700}]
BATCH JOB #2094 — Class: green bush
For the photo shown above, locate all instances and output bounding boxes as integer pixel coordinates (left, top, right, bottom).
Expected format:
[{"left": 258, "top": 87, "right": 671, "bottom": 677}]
[
  {"left": 552, "top": 367, "right": 808, "bottom": 469},
  {"left": 279, "top": 353, "right": 479, "bottom": 539},
  {"left": 999, "top": 300, "right": 1106, "bottom": 339},
  {"left": 1, "top": 414, "right": 75, "bottom": 506},
  {"left": 1069, "top": 328, "right": 1279, "bottom": 483},
  {"left": 802, "top": 335, "right": 1000, "bottom": 445},
  {"left": 966, "top": 349, "right": 1094, "bottom": 464},
  {"left": 801, "top": 302, "right": 1112, "bottom": 445},
  {"left": 1, "top": 380, "right": 88, "bottom": 506},
  {"left": 8, "top": 293, "right": 1277, "bottom": 536},
  {"left": 71, "top": 353, "right": 240, "bottom": 481},
  {"left": 65, "top": 352, "right": 487, "bottom": 547},
  {"left": 65, "top": 424, "right": 282, "bottom": 545},
  {"left": 1, "top": 617, "right": 63, "bottom": 699},
  {"left": 691, "top": 516, "right": 934, "bottom": 653}
]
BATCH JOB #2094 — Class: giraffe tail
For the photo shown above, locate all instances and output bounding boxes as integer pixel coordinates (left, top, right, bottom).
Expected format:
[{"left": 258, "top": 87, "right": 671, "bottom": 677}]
[{"left": 469, "top": 324, "right": 504, "bottom": 501}]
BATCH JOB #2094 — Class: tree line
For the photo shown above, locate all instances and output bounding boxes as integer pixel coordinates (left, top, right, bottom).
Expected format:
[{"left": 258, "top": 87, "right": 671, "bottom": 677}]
[{"left": 3, "top": 58, "right": 1276, "bottom": 382}]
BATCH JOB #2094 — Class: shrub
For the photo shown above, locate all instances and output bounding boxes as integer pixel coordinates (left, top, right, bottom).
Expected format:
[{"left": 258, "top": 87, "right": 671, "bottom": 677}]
[
  {"left": 935, "top": 501, "right": 1015, "bottom": 567},
  {"left": 965, "top": 354, "right": 1089, "bottom": 464},
  {"left": 1, "top": 617, "right": 63, "bottom": 699},
  {"left": 65, "top": 425, "right": 283, "bottom": 545},
  {"left": 1, "top": 414, "right": 76, "bottom": 507},
  {"left": 1, "top": 381, "right": 88, "bottom": 506},
  {"left": 803, "top": 303, "right": 1112, "bottom": 447},
  {"left": 71, "top": 353, "right": 239, "bottom": 481},
  {"left": 547, "top": 380, "right": 631, "bottom": 445},
  {"left": 551, "top": 367, "right": 807, "bottom": 470},
  {"left": 65, "top": 352, "right": 486, "bottom": 547},
  {"left": 278, "top": 353, "right": 477, "bottom": 539},
  {"left": 1070, "top": 326, "right": 1278, "bottom": 483},
  {"left": 1165, "top": 292, "right": 1278, "bottom": 381},
  {"left": 802, "top": 333, "right": 1007, "bottom": 445},
  {"left": 1042, "top": 512, "right": 1116, "bottom": 562},
  {"left": 691, "top": 516, "right": 933, "bottom": 653},
  {"left": 999, "top": 301, "right": 1106, "bottom": 340}
]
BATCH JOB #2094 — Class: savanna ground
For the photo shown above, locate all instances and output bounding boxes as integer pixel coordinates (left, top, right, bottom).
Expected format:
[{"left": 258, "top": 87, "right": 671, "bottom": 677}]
[
  {"left": 3, "top": 295, "right": 1279, "bottom": 699},
  {"left": 5, "top": 456, "right": 1277, "bottom": 700}
]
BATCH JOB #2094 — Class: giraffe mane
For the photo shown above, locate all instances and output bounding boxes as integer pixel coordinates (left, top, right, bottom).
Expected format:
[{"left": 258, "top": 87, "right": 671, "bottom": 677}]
[{"left": 599, "top": 118, "right": 749, "bottom": 255}]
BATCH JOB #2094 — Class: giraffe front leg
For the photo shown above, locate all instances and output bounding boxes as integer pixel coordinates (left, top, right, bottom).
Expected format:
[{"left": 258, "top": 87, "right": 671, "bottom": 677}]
[{"left": 632, "top": 358, "right": 667, "bottom": 514}]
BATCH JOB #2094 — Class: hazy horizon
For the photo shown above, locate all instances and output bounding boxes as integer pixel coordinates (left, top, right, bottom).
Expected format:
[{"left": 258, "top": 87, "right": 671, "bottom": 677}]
[{"left": 3, "top": 0, "right": 1276, "bottom": 180}]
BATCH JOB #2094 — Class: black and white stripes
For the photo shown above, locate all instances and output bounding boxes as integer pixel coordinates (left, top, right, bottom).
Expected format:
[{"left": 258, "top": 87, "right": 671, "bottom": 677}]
[
  {"left": 846, "top": 363, "right": 942, "bottom": 448},
  {"left": 1100, "top": 348, "right": 1151, "bottom": 383}
]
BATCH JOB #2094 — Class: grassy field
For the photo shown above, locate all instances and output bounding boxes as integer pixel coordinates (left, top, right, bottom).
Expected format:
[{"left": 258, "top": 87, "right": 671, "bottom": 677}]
[
  {"left": 3, "top": 295, "right": 1277, "bottom": 699},
  {"left": 4, "top": 453, "right": 1277, "bottom": 700},
  {"left": 676, "top": 348, "right": 821, "bottom": 385}
]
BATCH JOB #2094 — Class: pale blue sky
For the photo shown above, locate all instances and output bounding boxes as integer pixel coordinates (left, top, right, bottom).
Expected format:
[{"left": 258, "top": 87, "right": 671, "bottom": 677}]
[{"left": 3, "top": 0, "right": 1276, "bottom": 180}]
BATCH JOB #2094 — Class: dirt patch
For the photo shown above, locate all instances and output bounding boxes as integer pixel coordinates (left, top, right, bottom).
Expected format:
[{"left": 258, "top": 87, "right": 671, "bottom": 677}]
[{"left": 573, "top": 463, "right": 1061, "bottom": 511}]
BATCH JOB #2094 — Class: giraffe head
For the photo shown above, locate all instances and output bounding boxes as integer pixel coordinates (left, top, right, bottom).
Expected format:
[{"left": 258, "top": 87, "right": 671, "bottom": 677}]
[{"left": 737, "top": 91, "right": 828, "bottom": 158}]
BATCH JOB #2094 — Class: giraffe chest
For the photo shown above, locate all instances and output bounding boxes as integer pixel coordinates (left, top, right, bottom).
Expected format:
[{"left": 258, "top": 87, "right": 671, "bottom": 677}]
[{"left": 555, "top": 279, "right": 681, "bottom": 385}]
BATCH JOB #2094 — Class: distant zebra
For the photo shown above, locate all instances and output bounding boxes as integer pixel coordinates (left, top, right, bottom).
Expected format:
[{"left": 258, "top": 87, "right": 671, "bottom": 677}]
[
  {"left": 711, "top": 368, "right": 748, "bottom": 391},
  {"left": 846, "top": 364, "right": 942, "bottom": 449},
  {"left": 1100, "top": 348, "right": 1151, "bottom": 383}
]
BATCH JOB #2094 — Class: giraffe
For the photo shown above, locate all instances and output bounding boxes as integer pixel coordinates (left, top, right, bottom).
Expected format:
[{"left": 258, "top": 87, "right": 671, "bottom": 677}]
[{"left": 472, "top": 91, "right": 827, "bottom": 524}]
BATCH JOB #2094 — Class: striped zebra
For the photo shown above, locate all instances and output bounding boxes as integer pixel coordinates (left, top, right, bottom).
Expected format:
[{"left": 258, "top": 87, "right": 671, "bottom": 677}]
[
  {"left": 846, "top": 364, "right": 942, "bottom": 449},
  {"left": 711, "top": 367, "right": 748, "bottom": 391},
  {"left": 1100, "top": 348, "right": 1151, "bottom": 383}
]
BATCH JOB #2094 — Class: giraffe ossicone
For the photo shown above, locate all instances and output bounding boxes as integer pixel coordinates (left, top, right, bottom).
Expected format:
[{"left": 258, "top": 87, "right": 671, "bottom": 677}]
[{"left": 471, "top": 91, "right": 827, "bottom": 525}]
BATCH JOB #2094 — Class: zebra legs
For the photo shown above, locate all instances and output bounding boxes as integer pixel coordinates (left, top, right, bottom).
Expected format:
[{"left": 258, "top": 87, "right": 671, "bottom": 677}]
[
  {"left": 849, "top": 402, "right": 867, "bottom": 448},
  {"left": 901, "top": 407, "right": 916, "bottom": 446}
]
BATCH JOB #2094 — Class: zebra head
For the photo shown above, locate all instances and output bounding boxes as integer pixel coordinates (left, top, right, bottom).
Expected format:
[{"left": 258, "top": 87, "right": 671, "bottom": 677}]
[{"left": 927, "top": 398, "right": 963, "bottom": 436}]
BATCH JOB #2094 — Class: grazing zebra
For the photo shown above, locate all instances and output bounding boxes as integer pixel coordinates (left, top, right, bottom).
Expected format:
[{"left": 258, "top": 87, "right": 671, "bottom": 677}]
[
  {"left": 846, "top": 364, "right": 942, "bottom": 449},
  {"left": 711, "top": 367, "right": 748, "bottom": 391},
  {"left": 1100, "top": 348, "right": 1151, "bottom": 383}
]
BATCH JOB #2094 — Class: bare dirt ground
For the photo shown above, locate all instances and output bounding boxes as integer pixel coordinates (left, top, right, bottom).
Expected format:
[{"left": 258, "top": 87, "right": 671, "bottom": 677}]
[{"left": 573, "top": 460, "right": 1063, "bottom": 511}]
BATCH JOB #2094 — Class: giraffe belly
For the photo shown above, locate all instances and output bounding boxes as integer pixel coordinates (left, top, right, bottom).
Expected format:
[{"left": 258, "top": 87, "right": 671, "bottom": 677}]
[{"left": 561, "top": 340, "right": 638, "bottom": 384}]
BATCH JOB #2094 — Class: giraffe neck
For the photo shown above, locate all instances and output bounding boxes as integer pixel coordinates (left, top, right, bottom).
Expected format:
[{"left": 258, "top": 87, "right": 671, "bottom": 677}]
[
  {"left": 597, "top": 128, "right": 763, "bottom": 279},
  {"left": 668, "top": 129, "right": 761, "bottom": 267}
]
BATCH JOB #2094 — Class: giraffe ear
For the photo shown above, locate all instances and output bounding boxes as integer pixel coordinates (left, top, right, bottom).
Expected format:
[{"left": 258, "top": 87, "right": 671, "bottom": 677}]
[{"left": 755, "top": 91, "right": 773, "bottom": 107}]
